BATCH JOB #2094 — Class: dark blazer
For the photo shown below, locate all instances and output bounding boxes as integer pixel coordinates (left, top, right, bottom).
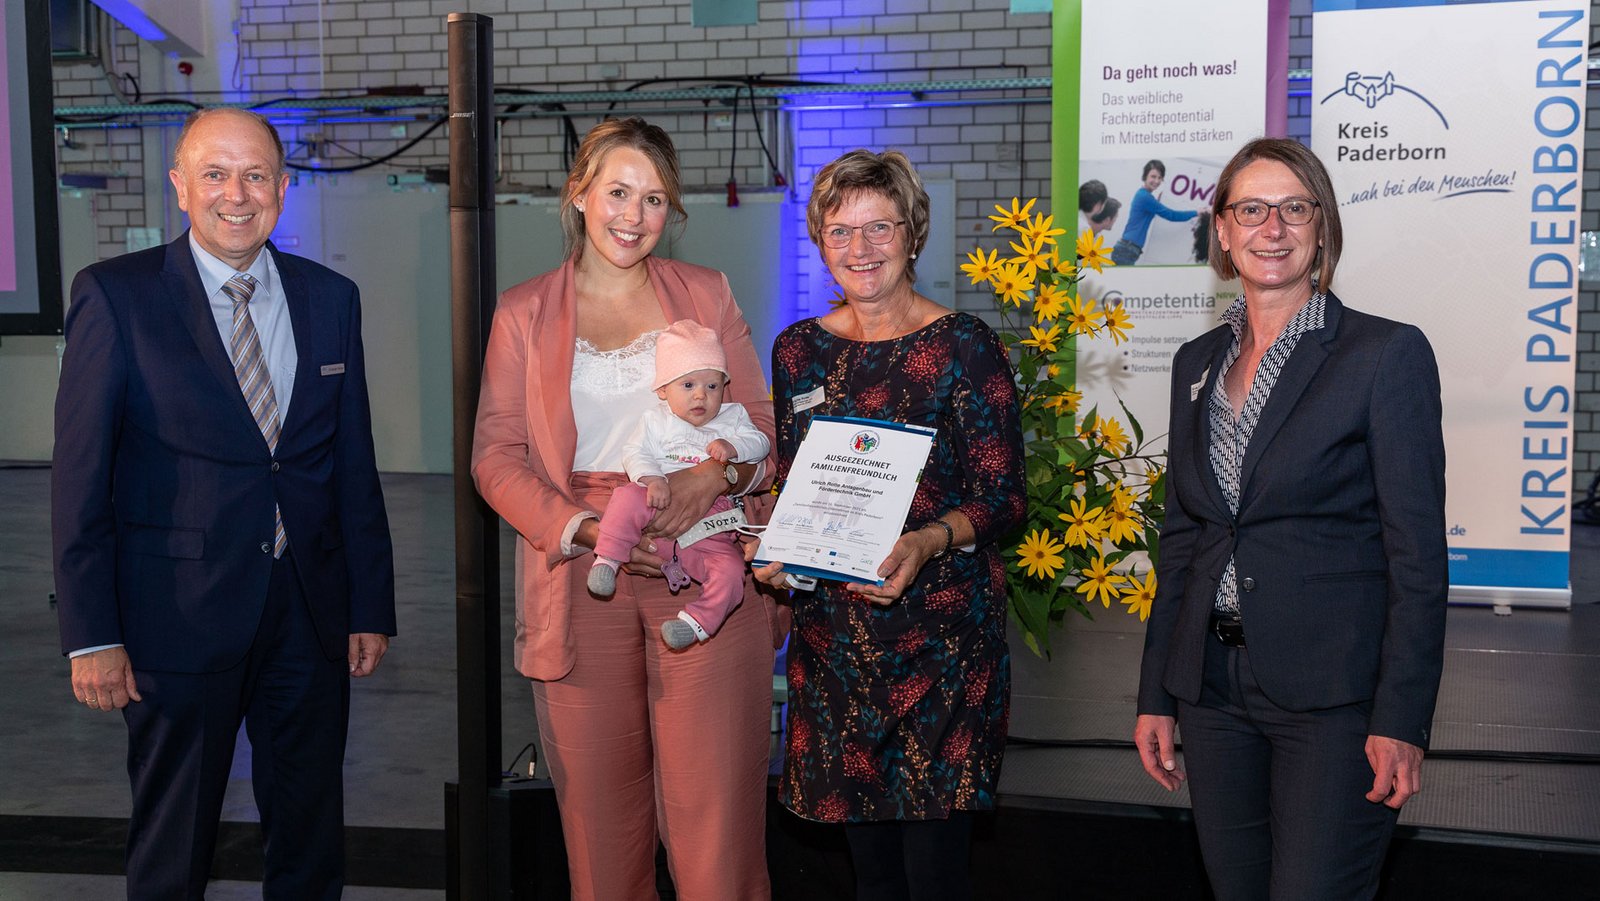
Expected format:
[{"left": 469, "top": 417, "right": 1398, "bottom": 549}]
[
  {"left": 1136, "top": 292, "right": 1447, "bottom": 748},
  {"left": 53, "top": 233, "right": 396, "bottom": 672}
]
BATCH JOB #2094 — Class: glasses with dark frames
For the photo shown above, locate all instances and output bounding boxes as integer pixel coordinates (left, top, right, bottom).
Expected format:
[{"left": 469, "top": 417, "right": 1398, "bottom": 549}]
[{"left": 1223, "top": 199, "right": 1319, "bottom": 227}]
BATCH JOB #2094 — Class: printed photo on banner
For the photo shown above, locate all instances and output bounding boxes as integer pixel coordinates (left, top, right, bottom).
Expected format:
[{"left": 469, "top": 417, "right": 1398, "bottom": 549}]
[{"left": 1078, "top": 157, "right": 1216, "bottom": 267}]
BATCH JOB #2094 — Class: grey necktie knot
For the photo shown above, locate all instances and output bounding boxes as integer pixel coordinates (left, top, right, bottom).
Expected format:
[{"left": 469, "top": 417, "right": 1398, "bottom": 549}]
[{"left": 222, "top": 272, "right": 258, "bottom": 306}]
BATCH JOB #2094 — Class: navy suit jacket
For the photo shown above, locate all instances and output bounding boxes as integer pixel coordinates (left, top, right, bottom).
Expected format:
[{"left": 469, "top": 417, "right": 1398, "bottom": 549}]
[
  {"left": 1136, "top": 292, "right": 1447, "bottom": 748},
  {"left": 53, "top": 234, "right": 396, "bottom": 673}
]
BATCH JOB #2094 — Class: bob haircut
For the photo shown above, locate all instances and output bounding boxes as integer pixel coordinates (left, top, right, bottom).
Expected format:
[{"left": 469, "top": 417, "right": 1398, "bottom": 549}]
[
  {"left": 1209, "top": 137, "right": 1343, "bottom": 291},
  {"left": 559, "top": 117, "right": 687, "bottom": 260},
  {"left": 173, "top": 108, "right": 286, "bottom": 174},
  {"left": 806, "top": 149, "right": 931, "bottom": 284}
]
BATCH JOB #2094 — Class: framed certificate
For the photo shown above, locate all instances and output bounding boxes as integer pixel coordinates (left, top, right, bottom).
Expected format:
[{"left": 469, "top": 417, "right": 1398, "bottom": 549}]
[{"left": 753, "top": 416, "right": 935, "bottom": 584}]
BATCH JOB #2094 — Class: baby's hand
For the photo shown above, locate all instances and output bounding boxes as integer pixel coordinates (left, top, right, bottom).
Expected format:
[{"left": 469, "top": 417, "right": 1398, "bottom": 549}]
[
  {"left": 707, "top": 439, "right": 737, "bottom": 463},
  {"left": 642, "top": 477, "right": 671, "bottom": 509}
]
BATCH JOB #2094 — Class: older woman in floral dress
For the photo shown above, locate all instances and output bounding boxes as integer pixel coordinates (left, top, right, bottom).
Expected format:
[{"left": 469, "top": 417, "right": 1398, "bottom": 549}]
[{"left": 756, "top": 149, "right": 1026, "bottom": 901}]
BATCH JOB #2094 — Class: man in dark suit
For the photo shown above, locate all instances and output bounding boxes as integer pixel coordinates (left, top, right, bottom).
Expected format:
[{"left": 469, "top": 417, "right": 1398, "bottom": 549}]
[
  {"left": 1134, "top": 138, "right": 1447, "bottom": 900},
  {"left": 52, "top": 107, "right": 396, "bottom": 900}
]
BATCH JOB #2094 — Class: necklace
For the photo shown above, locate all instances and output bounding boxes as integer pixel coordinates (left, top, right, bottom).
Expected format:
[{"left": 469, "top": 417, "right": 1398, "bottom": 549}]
[{"left": 852, "top": 297, "right": 917, "bottom": 342}]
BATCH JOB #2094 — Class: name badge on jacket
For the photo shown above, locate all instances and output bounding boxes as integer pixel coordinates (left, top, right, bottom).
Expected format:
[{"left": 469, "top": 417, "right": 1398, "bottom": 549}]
[{"left": 320, "top": 363, "right": 346, "bottom": 376}]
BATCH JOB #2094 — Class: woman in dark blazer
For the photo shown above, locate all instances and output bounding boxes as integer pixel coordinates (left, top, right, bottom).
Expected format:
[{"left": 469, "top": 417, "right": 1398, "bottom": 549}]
[{"left": 1134, "top": 137, "right": 1448, "bottom": 901}]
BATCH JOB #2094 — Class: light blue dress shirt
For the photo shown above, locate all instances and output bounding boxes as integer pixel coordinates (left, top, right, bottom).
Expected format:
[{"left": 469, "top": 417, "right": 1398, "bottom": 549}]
[{"left": 191, "top": 233, "right": 298, "bottom": 424}]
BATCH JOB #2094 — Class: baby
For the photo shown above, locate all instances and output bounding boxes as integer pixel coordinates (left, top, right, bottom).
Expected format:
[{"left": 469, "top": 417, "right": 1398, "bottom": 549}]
[{"left": 587, "top": 319, "right": 771, "bottom": 650}]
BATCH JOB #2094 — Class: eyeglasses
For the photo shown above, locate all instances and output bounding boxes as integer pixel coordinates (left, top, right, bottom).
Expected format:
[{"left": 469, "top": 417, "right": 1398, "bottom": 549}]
[
  {"left": 821, "top": 219, "right": 904, "bottom": 249},
  {"left": 1223, "top": 199, "right": 1319, "bottom": 227}
]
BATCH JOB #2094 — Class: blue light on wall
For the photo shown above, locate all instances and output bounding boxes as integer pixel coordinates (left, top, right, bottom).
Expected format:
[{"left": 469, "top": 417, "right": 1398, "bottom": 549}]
[{"left": 86, "top": 0, "right": 168, "bottom": 43}]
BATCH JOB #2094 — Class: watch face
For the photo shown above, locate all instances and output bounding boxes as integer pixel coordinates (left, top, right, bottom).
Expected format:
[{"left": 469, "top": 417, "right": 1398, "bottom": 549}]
[{"left": 725, "top": 464, "right": 739, "bottom": 485}]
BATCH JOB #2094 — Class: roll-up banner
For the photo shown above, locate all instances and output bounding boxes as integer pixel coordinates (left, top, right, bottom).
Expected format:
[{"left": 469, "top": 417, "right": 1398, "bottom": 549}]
[
  {"left": 1068, "top": 0, "right": 1290, "bottom": 455},
  {"left": 1311, "top": 0, "right": 1587, "bottom": 608}
]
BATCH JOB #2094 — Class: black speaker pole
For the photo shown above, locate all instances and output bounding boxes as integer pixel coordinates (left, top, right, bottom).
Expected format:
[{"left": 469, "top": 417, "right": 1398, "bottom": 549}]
[{"left": 446, "top": 11, "right": 502, "bottom": 900}]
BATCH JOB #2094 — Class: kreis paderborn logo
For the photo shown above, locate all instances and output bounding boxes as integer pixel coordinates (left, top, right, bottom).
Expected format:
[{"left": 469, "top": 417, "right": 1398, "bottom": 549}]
[
  {"left": 1322, "top": 70, "right": 1450, "bottom": 166},
  {"left": 1320, "top": 71, "right": 1449, "bottom": 128}
]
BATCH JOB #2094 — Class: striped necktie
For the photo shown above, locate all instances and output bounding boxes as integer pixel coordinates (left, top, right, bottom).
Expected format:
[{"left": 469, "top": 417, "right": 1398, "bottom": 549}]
[{"left": 222, "top": 273, "right": 287, "bottom": 558}]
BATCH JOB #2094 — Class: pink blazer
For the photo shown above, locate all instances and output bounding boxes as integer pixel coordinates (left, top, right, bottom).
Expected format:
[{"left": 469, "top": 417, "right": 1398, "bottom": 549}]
[{"left": 472, "top": 256, "right": 779, "bottom": 680}]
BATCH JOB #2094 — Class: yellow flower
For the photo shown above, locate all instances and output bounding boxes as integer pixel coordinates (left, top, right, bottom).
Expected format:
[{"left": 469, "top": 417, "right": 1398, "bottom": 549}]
[
  {"left": 993, "top": 262, "right": 1034, "bottom": 307},
  {"left": 1111, "top": 481, "right": 1138, "bottom": 510},
  {"left": 1058, "top": 495, "right": 1106, "bottom": 548},
  {"left": 1102, "top": 302, "right": 1133, "bottom": 345},
  {"left": 1021, "top": 322, "right": 1062, "bottom": 354},
  {"left": 1103, "top": 501, "right": 1141, "bottom": 545},
  {"left": 1121, "top": 570, "right": 1157, "bottom": 621},
  {"left": 989, "top": 197, "right": 1037, "bottom": 233},
  {"left": 961, "top": 247, "right": 1002, "bottom": 287},
  {"left": 1023, "top": 212, "right": 1068, "bottom": 247},
  {"left": 1014, "top": 528, "right": 1067, "bottom": 581},
  {"left": 1056, "top": 254, "right": 1078, "bottom": 279},
  {"left": 1064, "top": 294, "right": 1104, "bottom": 337},
  {"left": 1042, "top": 388, "right": 1082, "bottom": 415},
  {"left": 1009, "top": 234, "right": 1052, "bottom": 273},
  {"left": 1091, "top": 416, "right": 1130, "bottom": 455},
  {"left": 1076, "top": 553, "right": 1126, "bottom": 607},
  {"left": 1032, "top": 283, "right": 1067, "bottom": 323},
  {"left": 1046, "top": 364, "right": 1061, "bottom": 379},
  {"left": 1076, "top": 228, "right": 1114, "bottom": 272}
]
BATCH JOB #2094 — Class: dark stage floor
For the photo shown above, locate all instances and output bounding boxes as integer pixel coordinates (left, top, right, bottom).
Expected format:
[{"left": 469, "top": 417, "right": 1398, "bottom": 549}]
[{"left": 3, "top": 469, "right": 1596, "bottom": 898}]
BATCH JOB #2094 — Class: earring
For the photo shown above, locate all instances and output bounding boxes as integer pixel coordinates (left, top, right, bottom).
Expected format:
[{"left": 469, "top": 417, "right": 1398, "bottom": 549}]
[
  {"left": 576, "top": 203, "right": 586, "bottom": 213},
  {"left": 910, "top": 253, "right": 917, "bottom": 259}
]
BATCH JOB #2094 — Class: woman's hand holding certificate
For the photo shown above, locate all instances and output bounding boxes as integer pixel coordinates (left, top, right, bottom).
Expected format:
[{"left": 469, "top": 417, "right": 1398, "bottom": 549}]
[{"left": 751, "top": 416, "right": 935, "bottom": 586}]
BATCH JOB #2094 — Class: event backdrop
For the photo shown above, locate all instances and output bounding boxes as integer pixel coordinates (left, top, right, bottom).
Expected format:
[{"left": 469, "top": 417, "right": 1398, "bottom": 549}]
[
  {"left": 1062, "top": 0, "right": 1290, "bottom": 457},
  {"left": 1312, "top": 0, "right": 1588, "bottom": 606}
]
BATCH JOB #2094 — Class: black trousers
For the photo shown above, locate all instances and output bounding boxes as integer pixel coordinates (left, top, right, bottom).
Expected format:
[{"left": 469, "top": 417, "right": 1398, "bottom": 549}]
[
  {"left": 122, "top": 550, "right": 350, "bottom": 901},
  {"left": 1177, "top": 636, "right": 1398, "bottom": 901},
  {"left": 844, "top": 812, "right": 974, "bottom": 901}
]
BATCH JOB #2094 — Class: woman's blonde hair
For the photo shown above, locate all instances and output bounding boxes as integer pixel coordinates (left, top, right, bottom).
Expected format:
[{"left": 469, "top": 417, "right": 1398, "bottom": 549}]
[{"left": 560, "top": 117, "right": 687, "bottom": 260}]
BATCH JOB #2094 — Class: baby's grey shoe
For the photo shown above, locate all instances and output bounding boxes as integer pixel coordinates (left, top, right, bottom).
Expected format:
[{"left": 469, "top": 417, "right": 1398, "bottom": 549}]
[
  {"left": 661, "top": 618, "right": 697, "bottom": 649},
  {"left": 587, "top": 562, "right": 617, "bottom": 597}
]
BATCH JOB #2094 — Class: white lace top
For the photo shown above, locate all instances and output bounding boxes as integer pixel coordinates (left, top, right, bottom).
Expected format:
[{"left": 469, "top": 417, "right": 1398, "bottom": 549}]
[{"left": 570, "top": 330, "right": 663, "bottom": 473}]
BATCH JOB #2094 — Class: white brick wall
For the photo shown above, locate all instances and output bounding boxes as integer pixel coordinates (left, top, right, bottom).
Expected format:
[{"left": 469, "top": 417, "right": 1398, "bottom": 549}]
[
  {"left": 47, "top": 0, "right": 1599, "bottom": 501},
  {"left": 53, "top": 17, "right": 151, "bottom": 262}
]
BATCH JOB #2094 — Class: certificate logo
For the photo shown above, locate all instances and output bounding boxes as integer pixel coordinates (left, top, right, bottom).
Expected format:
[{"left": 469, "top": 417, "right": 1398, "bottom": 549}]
[{"left": 850, "top": 430, "right": 880, "bottom": 454}]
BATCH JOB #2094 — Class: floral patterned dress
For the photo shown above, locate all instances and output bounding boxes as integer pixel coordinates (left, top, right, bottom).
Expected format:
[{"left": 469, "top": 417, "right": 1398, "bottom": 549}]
[{"left": 771, "top": 313, "right": 1026, "bottom": 822}]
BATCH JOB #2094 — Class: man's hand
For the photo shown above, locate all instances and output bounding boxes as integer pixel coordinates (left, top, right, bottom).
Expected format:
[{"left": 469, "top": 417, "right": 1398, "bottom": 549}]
[
  {"left": 1134, "top": 714, "right": 1185, "bottom": 791},
  {"left": 348, "top": 633, "right": 390, "bottom": 677},
  {"left": 1365, "top": 735, "right": 1424, "bottom": 809},
  {"left": 71, "top": 647, "right": 140, "bottom": 711}
]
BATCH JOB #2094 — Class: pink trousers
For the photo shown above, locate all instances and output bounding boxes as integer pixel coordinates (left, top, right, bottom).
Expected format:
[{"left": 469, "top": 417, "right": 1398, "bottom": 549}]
[
  {"left": 531, "top": 480, "right": 774, "bottom": 901},
  {"left": 593, "top": 482, "right": 746, "bottom": 637}
]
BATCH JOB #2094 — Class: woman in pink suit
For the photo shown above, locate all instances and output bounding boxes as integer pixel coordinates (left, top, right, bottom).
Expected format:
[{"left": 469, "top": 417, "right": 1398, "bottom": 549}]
[{"left": 472, "top": 117, "right": 779, "bottom": 900}]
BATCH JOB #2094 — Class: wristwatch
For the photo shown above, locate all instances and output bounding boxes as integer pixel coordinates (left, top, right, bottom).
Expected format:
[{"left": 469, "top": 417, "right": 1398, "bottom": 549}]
[{"left": 724, "top": 464, "right": 740, "bottom": 487}]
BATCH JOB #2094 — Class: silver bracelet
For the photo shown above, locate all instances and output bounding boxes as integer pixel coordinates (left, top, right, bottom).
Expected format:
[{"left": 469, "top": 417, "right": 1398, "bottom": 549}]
[{"left": 925, "top": 519, "right": 954, "bottom": 558}]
